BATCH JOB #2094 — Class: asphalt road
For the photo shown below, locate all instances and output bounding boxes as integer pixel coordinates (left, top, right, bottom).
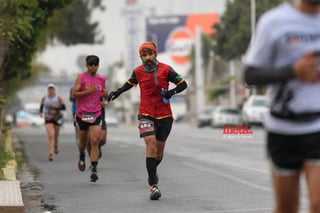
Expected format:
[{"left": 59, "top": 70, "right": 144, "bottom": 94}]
[{"left": 14, "top": 123, "right": 310, "bottom": 213}]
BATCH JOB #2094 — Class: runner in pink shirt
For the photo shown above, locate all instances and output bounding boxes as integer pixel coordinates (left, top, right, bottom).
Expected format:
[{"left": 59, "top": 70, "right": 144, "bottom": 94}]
[{"left": 72, "top": 55, "right": 108, "bottom": 182}]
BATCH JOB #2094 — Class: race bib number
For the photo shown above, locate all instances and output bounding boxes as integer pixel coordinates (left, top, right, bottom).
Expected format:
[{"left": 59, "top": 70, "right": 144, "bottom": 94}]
[
  {"left": 81, "top": 112, "right": 97, "bottom": 123},
  {"left": 138, "top": 119, "right": 155, "bottom": 134}
]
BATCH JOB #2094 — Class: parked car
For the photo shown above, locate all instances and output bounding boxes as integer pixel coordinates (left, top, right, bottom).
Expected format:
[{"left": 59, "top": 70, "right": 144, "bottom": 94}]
[
  {"left": 24, "top": 102, "right": 40, "bottom": 116},
  {"left": 15, "top": 110, "right": 43, "bottom": 127},
  {"left": 197, "top": 106, "right": 215, "bottom": 128},
  {"left": 211, "top": 106, "right": 241, "bottom": 127},
  {"left": 241, "top": 95, "right": 269, "bottom": 126}
]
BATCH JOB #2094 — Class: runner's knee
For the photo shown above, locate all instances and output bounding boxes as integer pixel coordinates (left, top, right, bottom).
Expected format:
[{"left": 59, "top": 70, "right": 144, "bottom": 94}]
[
  {"left": 145, "top": 139, "right": 157, "bottom": 156},
  {"left": 90, "top": 135, "right": 99, "bottom": 146}
]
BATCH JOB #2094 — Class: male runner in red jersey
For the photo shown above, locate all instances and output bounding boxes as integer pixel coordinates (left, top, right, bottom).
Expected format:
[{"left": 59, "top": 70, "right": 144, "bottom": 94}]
[{"left": 108, "top": 41, "right": 187, "bottom": 200}]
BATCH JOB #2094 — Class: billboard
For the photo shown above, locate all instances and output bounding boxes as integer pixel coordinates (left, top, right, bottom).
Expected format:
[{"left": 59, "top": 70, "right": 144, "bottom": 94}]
[{"left": 146, "top": 13, "right": 219, "bottom": 75}]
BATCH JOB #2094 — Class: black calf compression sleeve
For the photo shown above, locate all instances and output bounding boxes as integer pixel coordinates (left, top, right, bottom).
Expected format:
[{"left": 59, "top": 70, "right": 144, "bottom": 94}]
[{"left": 146, "top": 158, "right": 157, "bottom": 186}]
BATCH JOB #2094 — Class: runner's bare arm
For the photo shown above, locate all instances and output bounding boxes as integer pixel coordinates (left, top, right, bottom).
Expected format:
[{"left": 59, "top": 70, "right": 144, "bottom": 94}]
[
  {"left": 58, "top": 96, "right": 66, "bottom": 110},
  {"left": 72, "top": 74, "right": 97, "bottom": 98}
]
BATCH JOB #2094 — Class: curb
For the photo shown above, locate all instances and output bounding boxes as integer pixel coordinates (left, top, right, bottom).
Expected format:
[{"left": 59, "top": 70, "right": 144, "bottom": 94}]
[
  {"left": 0, "top": 130, "right": 25, "bottom": 213},
  {"left": 0, "top": 181, "right": 25, "bottom": 213}
]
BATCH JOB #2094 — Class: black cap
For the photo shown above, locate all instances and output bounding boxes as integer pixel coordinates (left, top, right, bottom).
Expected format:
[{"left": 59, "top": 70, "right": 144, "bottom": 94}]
[{"left": 86, "top": 55, "right": 99, "bottom": 65}]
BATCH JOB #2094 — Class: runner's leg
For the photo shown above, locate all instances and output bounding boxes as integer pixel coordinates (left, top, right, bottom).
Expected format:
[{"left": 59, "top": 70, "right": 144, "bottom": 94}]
[
  {"left": 99, "top": 129, "right": 107, "bottom": 145},
  {"left": 88, "top": 125, "right": 101, "bottom": 162},
  {"left": 53, "top": 125, "right": 61, "bottom": 154},
  {"left": 145, "top": 135, "right": 159, "bottom": 185},
  {"left": 88, "top": 125, "right": 101, "bottom": 182},
  {"left": 98, "top": 128, "right": 107, "bottom": 158},
  {"left": 45, "top": 123, "right": 54, "bottom": 160},
  {"left": 78, "top": 130, "right": 88, "bottom": 171},
  {"left": 156, "top": 140, "right": 165, "bottom": 166},
  {"left": 272, "top": 171, "right": 300, "bottom": 213},
  {"left": 304, "top": 163, "right": 320, "bottom": 213},
  {"left": 155, "top": 117, "right": 173, "bottom": 167}
]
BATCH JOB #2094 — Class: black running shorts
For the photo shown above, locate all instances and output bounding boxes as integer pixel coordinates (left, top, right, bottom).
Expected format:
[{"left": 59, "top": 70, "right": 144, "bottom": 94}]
[
  {"left": 138, "top": 115, "right": 173, "bottom": 141},
  {"left": 267, "top": 131, "right": 320, "bottom": 172},
  {"left": 76, "top": 114, "right": 102, "bottom": 131},
  {"left": 45, "top": 114, "right": 64, "bottom": 126}
]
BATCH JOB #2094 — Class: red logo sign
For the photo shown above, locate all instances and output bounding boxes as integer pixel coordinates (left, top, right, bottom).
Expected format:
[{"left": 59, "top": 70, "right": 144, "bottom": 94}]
[
  {"left": 222, "top": 126, "right": 253, "bottom": 139},
  {"left": 165, "top": 27, "right": 193, "bottom": 65}
]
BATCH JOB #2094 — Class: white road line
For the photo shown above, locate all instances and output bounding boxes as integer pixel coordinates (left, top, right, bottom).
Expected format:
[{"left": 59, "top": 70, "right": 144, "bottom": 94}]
[
  {"left": 185, "top": 162, "right": 309, "bottom": 212},
  {"left": 185, "top": 162, "right": 272, "bottom": 192}
]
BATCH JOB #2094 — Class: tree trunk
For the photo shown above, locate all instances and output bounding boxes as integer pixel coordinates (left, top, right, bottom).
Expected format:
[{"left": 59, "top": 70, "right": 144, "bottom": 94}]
[
  {"left": 0, "top": 38, "right": 9, "bottom": 67},
  {"left": 0, "top": 38, "right": 9, "bottom": 83}
]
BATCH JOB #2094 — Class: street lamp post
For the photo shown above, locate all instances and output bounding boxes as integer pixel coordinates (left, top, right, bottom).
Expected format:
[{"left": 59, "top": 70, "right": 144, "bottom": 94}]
[
  {"left": 250, "top": 0, "right": 257, "bottom": 95},
  {"left": 251, "top": 0, "right": 256, "bottom": 40}
]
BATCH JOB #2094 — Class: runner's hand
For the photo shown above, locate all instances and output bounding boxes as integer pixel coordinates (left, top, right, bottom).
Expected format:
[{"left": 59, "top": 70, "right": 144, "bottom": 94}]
[
  {"left": 162, "top": 89, "right": 175, "bottom": 99},
  {"left": 107, "top": 91, "right": 120, "bottom": 101},
  {"left": 293, "top": 53, "right": 318, "bottom": 82},
  {"left": 102, "top": 89, "right": 108, "bottom": 98},
  {"left": 87, "top": 84, "right": 98, "bottom": 93}
]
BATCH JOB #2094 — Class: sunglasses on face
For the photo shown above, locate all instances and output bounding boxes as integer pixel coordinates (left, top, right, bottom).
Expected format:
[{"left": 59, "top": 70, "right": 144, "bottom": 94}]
[{"left": 87, "top": 62, "right": 99, "bottom": 66}]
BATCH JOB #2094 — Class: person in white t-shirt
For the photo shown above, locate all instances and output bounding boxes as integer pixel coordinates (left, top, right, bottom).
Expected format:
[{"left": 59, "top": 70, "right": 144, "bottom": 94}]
[{"left": 243, "top": 0, "right": 320, "bottom": 212}]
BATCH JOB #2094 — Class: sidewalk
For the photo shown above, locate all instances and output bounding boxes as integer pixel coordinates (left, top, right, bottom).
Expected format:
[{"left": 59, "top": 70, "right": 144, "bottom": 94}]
[{"left": 0, "top": 130, "right": 25, "bottom": 213}]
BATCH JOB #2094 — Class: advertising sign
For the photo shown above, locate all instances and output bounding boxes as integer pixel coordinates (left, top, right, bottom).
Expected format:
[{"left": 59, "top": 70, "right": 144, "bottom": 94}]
[{"left": 146, "top": 13, "right": 219, "bottom": 73}]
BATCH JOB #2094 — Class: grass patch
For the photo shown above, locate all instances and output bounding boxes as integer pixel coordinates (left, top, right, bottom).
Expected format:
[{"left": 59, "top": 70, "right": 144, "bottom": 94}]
[
  {"left": 0, "top": 147, "right": 14, "bottom": 180},
  {"left": 0, "top": 131, "right": 25, "bottom": 180}
]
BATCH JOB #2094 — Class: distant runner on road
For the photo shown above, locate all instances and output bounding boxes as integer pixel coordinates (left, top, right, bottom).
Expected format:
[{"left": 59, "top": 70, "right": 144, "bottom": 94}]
[{"left": 40, "top": 83, "right": 66, "bottom": 161}]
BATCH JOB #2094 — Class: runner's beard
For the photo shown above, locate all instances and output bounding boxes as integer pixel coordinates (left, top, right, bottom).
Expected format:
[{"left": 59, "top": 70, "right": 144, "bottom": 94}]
[{"left": 144, "top": 60, "right": 156, "bottom": 70}]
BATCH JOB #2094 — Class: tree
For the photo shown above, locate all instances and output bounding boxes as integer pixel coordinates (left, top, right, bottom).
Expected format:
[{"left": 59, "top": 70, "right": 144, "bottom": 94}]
[
  {"left": 55, "top": 0, "right": 105, "bottom": 45},
  {"left": 212, "top": 0, "right": 288, "bottom": 60},
  {"left": 0, "top": 0, "right": 72, "bottom": 134},
  {"left": 0, "top": 0, "right": 72, "bottom": 85}
]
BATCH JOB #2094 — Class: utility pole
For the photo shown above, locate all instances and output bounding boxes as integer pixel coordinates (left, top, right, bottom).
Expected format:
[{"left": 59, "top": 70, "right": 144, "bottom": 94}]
[
  {"left": 250, "top": 0, "right": 256, "bottom": 95},
  {"left": 195, "top": 26, "right": 205, "bottom": 121},
  {"left": 229, "top": 60, "right": 236, "bottom": 107}
]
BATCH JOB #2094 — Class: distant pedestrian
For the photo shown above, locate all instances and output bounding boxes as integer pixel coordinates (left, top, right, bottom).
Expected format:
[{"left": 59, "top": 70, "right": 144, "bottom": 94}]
[
  {"left": 243, "top": 0, "right": 320, "bottom": 212},
  {"left": 40, "top": 83, "right": 66, "bottom": 161}
]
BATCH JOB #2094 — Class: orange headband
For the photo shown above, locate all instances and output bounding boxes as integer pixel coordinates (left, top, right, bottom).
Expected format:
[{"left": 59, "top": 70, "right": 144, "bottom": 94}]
[{"left": 139, "top": 41, "right": 157, "bottom": 56}]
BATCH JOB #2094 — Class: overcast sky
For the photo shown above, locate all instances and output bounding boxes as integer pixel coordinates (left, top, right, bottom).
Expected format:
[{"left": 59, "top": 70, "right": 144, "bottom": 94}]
[{"left": 39, "top": 0, "right": 228, "bottom": 76}]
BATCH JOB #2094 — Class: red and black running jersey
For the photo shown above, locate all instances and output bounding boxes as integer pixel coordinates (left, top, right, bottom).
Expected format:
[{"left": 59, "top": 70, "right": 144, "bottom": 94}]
[{"left": 127, "top": 62, "right": 185, "bottom": 119}]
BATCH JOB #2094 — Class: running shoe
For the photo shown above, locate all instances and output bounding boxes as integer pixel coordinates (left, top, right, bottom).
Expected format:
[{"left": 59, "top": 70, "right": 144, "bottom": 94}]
[
  {"left": 90, "top": 168, "right": 99, "bottom": 182},
  {"left": 54, "top": 142, "right": 59, "bottom": 154},
  {"left": 78, "top": 153, "right": 86, "bottom": 171},
  {"left": 48, "top": 153, "right": 53, "bottom": 161},
  {"left": 149, "top": 185, "right": 161, "bottom": 200},
  {"left": 54, "top": 146, "right": 59, "bottom": 154},
  {"left": 78, "top": 160, "right": 86, "bottom": 171}
]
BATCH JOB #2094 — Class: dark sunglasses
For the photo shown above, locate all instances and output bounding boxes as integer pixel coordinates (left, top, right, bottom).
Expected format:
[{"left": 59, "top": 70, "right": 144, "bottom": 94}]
[{"left": 87, "top": 62, "right": 99, "bottom": 66}]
